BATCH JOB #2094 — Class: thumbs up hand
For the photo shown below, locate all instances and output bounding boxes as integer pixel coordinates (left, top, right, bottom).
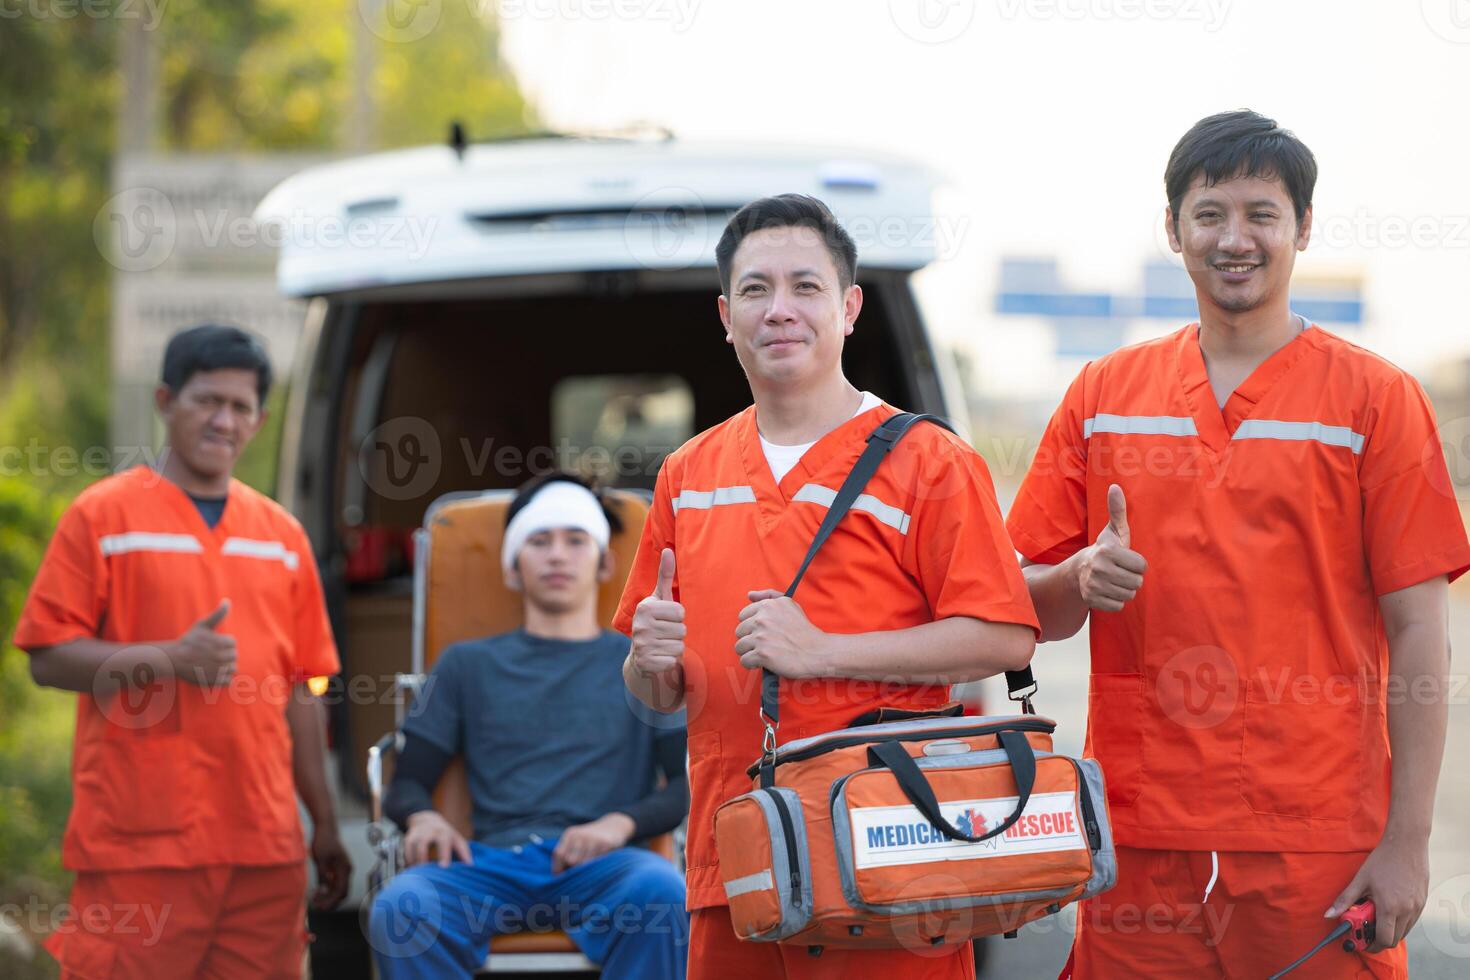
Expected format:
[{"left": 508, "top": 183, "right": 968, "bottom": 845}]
[
  {"left": 1076, "top": 485, "right": 1147, "bottom": 613},
  {"left": 167, "top": 599, "right": 239, "bottom": 687},
  {"left": 630, "top": 549, "right": 686, "bottom": 677}
]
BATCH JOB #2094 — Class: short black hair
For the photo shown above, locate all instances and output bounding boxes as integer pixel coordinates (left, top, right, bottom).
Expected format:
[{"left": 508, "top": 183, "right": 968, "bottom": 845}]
[
  {"left": 715, "top": 193, "right": 858, "bottom": 295},
  {"left": 161, "top": 324, "right": 274, "bottom": 407},
  {"left": 1165, "top": 110, "right": 1317, "bottom": 230},
  {"left": 505, "top": 470, "right": 624, "bottom": 537}
]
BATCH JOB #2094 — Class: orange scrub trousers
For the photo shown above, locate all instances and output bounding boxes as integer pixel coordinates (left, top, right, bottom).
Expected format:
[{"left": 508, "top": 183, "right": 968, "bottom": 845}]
[
  {"left": 1006, "top": 323, "right": 1470, "bottom": 978},
  {"left": 614, "top": 400, "right": 1041, "bottom": 979},
  {"left": 13, "top": 465, "right": 341, "bottom": 978}
]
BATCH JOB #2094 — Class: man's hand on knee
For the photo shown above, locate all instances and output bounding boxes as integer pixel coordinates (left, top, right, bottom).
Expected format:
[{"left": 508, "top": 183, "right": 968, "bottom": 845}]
[
  {"left": 404, "top": 809, "right": 472, "bottom": 868},
  {"left": 552, "top": 812, "right": 636, "bottom": 873}
]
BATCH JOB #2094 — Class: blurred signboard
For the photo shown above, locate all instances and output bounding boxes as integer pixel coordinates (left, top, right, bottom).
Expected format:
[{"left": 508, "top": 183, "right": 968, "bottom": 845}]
[{"left": 102, "top": 153, "right": 325, "bottom": 453}]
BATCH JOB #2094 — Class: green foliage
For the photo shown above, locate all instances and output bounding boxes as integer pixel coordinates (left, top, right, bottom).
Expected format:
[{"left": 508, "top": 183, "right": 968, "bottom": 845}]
[
  {"left": 372, "top": 2, "right": 536, "bottom": 147},
  {"left": 0, "top": 478, "right": 72, "bottom": 908}
]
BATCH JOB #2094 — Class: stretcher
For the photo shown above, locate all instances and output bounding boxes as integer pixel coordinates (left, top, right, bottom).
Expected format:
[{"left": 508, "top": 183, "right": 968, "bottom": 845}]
[{"left": 366, "top": 486, "right": 679, "bottom": 974}]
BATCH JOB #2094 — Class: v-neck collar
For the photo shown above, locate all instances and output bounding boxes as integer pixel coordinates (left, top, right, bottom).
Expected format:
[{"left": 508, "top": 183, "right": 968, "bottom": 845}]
[
  {"left": 735, "top": 399, "right": 896, "bottom": 530},
  {"left": 1175, "top": 321, "right": 1317, "bottom": 454},
  {"left": 141, "top": 465, "right": 236, "bottom": 540}
]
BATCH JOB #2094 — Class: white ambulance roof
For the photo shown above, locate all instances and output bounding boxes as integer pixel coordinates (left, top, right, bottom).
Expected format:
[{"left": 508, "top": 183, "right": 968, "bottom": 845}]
[{"left": 253, "top": 137, "right": 941, "bottom": 297}]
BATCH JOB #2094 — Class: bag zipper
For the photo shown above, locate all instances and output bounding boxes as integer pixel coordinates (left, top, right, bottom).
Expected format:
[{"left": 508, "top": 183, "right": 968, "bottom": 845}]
[
  {"left": 746, "top": 718, "right": 1054, "bottom": 779},
  {"left": 764, "top": 789, "right": 802, "bottom": 907},
  {"left": 1069, "top": 759, "right": 1103, "bottom": 851}
]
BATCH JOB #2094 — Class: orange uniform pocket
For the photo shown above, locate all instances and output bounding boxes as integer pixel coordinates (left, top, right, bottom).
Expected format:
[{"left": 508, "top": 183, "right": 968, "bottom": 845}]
[
  {"left": 1241, "top": 677, "right": 1364, "bottom": 819},
  {"left": 1087, "top": 674, "right": 1143, "bottom": 806}
]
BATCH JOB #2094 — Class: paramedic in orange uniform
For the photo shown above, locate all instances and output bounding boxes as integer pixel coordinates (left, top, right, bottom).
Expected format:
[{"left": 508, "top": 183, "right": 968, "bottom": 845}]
[
  {"left": 14, "top": 325, "right": 351, "bottom": 978},
  {"left": 614, "top": 194, "right": 1041, "bottom": 980},
  {"left": 1008, "top": 111, "right": 1470, "bottom": 979}
]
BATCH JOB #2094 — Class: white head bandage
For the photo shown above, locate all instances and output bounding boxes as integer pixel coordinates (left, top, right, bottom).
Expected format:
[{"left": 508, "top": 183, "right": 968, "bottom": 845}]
[{"left": 500, "top": 481, "right": 611, "bottom": 574}]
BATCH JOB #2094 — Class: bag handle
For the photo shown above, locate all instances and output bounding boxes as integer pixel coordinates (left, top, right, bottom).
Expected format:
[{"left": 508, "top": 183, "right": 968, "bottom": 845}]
[
  {"left": 864, "top": 730, "right": 1037, "bottom": 843},
  {"left": 757, "top": 412, "right": 1038, "bottom": 788}
]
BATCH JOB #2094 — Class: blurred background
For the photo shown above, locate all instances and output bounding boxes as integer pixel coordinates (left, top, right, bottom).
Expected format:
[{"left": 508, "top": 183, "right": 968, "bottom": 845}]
[{"left": 2, "top": 0, "right": 1467, "bottom": 976}]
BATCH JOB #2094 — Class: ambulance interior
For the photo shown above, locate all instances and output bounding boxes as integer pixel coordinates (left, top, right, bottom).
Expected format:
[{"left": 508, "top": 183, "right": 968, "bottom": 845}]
[{"left": 296, "top": 270, "right": 940, "bottom": 804}]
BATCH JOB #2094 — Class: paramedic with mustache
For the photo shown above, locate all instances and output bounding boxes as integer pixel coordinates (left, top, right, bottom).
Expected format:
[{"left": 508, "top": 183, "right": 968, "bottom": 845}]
[
  {"left": 15, "top": 324, "right": 349, "bottom": 978},
  {"left": 616, "top": 194, "right": 1041, "bottom": 979}
]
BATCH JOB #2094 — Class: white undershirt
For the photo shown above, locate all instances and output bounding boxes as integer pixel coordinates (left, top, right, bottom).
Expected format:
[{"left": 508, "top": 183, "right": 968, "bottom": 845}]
[{"left": 758, "top": 391, "right": 882, "bottom": 484}]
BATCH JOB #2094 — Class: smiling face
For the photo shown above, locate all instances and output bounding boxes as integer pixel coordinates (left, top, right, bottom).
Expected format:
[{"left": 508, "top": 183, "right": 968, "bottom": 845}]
[
  {"left": 509, "top": 526, "right": 613, "bottom": 615},
  {"left": 717, "top": 224, "right": 862, "bottom": 392},
  {"left": 1166, "top": 172, "right": 1312, "bottom": 316},
  {"left": 155, "top": 368, "right": 266, "bottom": 483}
]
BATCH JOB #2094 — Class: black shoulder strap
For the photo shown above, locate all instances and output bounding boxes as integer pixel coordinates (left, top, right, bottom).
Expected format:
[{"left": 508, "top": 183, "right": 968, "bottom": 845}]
[{"left": 758, "top": 412, "right": 1037, "bottom": 787}]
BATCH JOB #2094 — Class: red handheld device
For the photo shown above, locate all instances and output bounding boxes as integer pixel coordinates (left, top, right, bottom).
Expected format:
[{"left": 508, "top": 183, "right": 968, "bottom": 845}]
[{"left": 1267, "top": 900, "right": 1377, "bottom": 979}]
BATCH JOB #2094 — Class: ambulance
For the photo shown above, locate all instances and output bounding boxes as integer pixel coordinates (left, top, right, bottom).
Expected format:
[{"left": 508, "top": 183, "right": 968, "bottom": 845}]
[{"left": 256, "top": 130, "right": 980, "bottom": 973}]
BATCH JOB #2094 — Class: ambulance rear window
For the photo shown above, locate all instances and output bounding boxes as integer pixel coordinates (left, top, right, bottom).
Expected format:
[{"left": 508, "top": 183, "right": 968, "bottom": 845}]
[{"left": 552, "top": 374, "right": 694, "bottom": 490}]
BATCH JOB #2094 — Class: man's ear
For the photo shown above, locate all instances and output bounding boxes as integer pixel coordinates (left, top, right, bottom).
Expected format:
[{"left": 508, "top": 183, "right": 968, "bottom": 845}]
[
  {"left": 597, "top": 547, "right": 616, "bottom": 583},
  {"left": 1164, "top": 208, "right": 1183, "bottom": 253},
  {"left": 504, "top": 563, "right": 523, "bottom": 593},
  {"left": 1295, "top": 204, "right": 1313, "bottom": 251},
  {"left": 717, "top": 294, "right": 733, "bottom": 344},
  {"left": 153, "top": 384, "right": 175, "bottom": 417},
  {"left": 842, "top": 283, "right": 863, "bottom": 337}
]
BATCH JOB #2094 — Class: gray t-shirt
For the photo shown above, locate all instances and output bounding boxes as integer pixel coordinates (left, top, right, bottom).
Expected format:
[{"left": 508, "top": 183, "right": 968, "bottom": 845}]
[{"left": 403, "top": 628, "right": 686, "bottom": 847}]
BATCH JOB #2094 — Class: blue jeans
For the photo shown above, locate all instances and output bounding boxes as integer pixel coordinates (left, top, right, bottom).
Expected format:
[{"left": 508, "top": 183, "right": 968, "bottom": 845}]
[{"left": 369, "top": 836, "right": 688, "bottom": 980}]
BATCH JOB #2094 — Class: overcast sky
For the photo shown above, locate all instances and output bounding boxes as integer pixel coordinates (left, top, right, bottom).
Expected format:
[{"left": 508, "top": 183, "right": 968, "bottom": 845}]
[{"left": 498, "top": 0, "right": 1468, "bottom": 395}]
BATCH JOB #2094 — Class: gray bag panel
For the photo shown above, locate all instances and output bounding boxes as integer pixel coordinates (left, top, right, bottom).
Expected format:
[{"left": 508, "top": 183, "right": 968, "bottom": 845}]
[
  {"left": 1077, "top": 758, "right": 1118, "bottom": 899},
  {"left": 738, "top": 787, "right": 814, "bottom": 941}
]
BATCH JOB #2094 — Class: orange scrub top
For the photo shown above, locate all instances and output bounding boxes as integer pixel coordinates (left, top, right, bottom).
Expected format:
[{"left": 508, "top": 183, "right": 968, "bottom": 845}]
[
  {"left": 614, "top": 400, "right": 1040, "bottom": 909},
  {"left": 1006, "top": 323, "right": 1470, "bottom": 853},
  {"left": 13, "top": 465, "right": 340, "bottom": 871}
]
